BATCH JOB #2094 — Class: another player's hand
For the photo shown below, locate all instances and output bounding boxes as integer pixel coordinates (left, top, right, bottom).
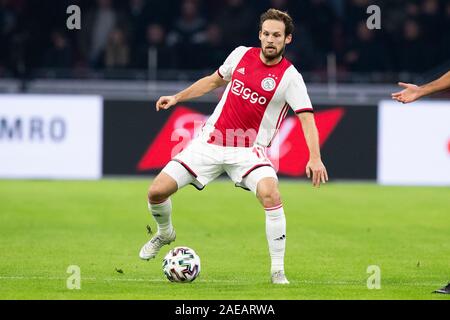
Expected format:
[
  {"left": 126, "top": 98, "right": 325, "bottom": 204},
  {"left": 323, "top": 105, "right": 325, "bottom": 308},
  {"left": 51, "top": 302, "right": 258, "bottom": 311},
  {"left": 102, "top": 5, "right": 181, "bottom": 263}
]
[
  {"left": 156, "top": 95, "right": 178, "bottom": 111},
  {"left": 306, "top": 158, "right": 328, "bottom": 188},
  {"left": 391, "top": 82, "right": 422, "bottom": 103}
]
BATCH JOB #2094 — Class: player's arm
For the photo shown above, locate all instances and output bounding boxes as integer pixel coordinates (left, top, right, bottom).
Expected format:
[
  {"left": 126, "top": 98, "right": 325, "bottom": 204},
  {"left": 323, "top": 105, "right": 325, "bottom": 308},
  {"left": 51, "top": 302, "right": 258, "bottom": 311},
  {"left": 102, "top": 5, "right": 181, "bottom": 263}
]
[
  {"left": 391, "top": 70, "right": 450, "bottom": 103},
  {"left": 156, "top": 71, "right": 228, "bottom": 111},
  {"left": 297, "top": 112, "right": 328, "bottom": 187}
]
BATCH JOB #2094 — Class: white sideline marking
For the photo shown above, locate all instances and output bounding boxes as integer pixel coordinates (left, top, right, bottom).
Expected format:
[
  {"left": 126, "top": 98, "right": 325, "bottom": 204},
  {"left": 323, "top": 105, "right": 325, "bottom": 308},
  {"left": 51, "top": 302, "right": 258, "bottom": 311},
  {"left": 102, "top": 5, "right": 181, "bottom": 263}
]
[{"left": 0, "top": 275, "right": 444, "bottom": 286}]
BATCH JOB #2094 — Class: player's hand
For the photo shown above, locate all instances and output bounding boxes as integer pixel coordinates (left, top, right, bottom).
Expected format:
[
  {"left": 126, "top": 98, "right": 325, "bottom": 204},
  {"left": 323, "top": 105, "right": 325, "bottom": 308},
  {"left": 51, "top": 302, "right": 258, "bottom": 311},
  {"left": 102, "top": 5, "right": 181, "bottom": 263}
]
[
  {"left": 306, "top": 158, "right": 328, "bottom": 187},
  {"left": 156, "top": 95, "right": 178, "bottom": 111},
  {"left": 391, "top": 82, "right": 422, "bottom": 103}
]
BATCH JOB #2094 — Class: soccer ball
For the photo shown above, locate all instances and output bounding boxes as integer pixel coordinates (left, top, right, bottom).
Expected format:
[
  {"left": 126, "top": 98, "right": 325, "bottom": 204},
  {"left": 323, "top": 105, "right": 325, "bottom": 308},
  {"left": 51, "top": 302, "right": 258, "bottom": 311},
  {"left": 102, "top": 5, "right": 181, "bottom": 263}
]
[{"left": 162, "top": 246, "right": 201, "bottom": 282}]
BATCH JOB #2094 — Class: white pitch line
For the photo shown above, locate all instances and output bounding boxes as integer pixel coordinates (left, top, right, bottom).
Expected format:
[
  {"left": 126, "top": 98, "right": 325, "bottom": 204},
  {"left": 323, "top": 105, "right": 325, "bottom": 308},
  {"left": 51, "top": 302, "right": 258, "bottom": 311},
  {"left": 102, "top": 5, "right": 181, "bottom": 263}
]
[
  {"left": 0, "top": 276, "right": 445, "bottom": 287},
  {"left": 0, "top": 276, "right": 245, "bottom": 283}
]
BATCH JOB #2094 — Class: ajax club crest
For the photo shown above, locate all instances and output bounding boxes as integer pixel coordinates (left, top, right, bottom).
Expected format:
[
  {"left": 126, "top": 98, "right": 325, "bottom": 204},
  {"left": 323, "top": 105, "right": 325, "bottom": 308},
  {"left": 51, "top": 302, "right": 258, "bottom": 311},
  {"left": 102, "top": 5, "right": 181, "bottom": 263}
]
[{"left": 261, "top": 77, "right": 276, "bottom": 91}]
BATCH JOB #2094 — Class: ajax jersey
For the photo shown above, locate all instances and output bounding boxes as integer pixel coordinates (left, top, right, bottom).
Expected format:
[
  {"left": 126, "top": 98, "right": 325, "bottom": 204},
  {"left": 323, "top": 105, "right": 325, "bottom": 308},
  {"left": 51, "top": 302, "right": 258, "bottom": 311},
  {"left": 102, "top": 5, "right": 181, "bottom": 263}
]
[{"left": 202, "top": 46, "right": 313, "bottom": 148}]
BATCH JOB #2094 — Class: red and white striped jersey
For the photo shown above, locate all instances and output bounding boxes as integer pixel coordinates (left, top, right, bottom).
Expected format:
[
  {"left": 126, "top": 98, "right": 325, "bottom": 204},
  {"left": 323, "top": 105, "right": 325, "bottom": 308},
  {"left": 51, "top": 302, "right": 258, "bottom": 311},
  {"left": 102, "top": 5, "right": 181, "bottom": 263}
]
[{"left": 202, "top": 46, "right": 313, "bottom": 148}]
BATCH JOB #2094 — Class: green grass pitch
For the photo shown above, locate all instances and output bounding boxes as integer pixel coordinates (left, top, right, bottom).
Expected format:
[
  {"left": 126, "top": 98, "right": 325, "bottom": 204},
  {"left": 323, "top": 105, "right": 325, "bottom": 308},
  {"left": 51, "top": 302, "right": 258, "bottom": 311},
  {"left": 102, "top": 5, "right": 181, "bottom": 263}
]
[{"left": 0, "top": 179, "right": 449, "bottom": 300}]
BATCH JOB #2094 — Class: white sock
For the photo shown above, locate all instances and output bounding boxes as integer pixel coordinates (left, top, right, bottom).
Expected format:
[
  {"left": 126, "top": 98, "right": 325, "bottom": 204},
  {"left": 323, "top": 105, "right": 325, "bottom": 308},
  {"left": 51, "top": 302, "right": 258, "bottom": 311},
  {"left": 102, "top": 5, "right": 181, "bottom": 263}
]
[
  {"left": 148, "top": 198, "right": 173, "bottom": 237},
  {"left": 265, "top": 204, "right": 286, "bottom": 274}
]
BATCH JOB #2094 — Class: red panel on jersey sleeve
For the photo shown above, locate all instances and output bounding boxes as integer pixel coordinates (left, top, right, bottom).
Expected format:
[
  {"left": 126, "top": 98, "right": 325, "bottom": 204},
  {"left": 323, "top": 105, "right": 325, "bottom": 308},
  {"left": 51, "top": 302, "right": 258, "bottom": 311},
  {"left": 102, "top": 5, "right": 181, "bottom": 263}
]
[{"left": 294, "top": 107, "right": 314, "bottom": 114}]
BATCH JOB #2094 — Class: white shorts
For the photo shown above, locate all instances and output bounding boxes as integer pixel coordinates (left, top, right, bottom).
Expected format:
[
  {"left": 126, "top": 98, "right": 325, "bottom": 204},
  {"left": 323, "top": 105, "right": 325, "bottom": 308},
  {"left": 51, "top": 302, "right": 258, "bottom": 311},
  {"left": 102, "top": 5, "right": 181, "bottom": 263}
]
[{"left": 162, "top": 138, "right": 278, "bottom": 194}]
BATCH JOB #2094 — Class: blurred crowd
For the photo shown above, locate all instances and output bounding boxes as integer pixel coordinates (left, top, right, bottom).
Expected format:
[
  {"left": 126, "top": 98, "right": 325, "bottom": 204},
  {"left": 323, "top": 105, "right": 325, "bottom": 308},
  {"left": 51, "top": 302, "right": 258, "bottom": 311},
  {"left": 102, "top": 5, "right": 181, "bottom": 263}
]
[{"left": 0, "top": 0, "right": 449, "bottom": 78}]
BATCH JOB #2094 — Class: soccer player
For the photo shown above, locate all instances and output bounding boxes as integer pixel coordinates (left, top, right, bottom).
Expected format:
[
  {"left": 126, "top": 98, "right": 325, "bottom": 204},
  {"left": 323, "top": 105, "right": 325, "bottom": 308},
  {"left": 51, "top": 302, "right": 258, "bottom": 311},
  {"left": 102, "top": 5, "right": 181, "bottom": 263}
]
[
  {"left": 391, "top": 70, "right": 450, "bottom": 103},
  {"left": 139, "top": 8, "right": 328, "bottom": 284},
  {"left": 393, "top": 70, "right": 450, "bottom": 294}
]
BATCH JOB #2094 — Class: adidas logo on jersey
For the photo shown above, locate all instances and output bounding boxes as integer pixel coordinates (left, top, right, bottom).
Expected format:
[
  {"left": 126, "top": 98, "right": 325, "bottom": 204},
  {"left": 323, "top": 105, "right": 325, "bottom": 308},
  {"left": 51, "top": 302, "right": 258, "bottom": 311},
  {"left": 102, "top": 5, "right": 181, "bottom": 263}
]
[{"left": 237, "top": 67, "right": 245, "bottom": 75}]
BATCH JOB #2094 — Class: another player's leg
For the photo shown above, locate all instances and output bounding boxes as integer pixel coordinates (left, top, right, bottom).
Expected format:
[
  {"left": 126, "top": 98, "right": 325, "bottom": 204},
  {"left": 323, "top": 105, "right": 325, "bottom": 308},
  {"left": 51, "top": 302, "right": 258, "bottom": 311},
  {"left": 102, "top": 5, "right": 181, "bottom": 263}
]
[
  {"left": 256, "top": 177, "right": 289, "bottom": 284},
  {"left": 433, "top": 282, "right": 450, "bottom": 294},
  {"left": 139, "top": 172, "right": 179, "bottom": 260}
]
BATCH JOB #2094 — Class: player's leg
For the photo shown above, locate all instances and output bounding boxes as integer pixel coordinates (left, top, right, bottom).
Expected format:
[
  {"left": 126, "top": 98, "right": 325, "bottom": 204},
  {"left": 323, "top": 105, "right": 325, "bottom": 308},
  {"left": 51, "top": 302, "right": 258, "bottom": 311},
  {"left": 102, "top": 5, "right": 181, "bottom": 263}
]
[
  {"left": 141, "top": 137, "right": 223, "bottom": 260},
  {"left": 139, "top": 161, "right": 194, "bottom": 260},
  {"left": 225, "top": 145, "right": 289, "bottom": 284},
  {"left": 233, "top": 162, "right": 289, "bottom": 284},
  {"left": 147, "top": 171, "right": 178, "bottom": 237},
  {"left": 255, "top": 176, "right": 289, "bottom": 284}
]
